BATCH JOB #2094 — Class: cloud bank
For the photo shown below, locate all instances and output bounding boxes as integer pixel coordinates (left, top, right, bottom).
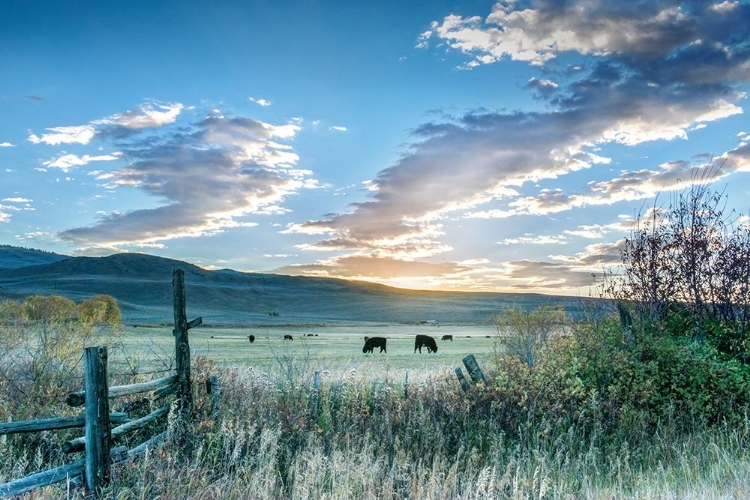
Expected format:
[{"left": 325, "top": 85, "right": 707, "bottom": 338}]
[{"left": 283, "top": 0, "right": 750, "bottom": 291}]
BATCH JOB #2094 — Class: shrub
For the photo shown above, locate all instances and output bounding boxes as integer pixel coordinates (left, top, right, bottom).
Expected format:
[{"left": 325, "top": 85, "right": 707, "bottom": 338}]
[{"left": 493, "top": 305, "right": 567, "bottom": 368}]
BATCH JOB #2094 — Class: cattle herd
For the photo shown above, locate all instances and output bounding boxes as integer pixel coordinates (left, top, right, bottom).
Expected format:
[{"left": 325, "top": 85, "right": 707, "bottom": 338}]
[
  {"left": 225, "top": 332, "right": 478, "bottom": 354},
  {"left": 359, "top": 334, "right": 444, "bottom": 354}
]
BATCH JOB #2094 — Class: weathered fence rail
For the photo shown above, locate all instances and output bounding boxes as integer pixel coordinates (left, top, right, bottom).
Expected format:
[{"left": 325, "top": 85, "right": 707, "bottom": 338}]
[{"left": 0, "top": 269, "right": 200, "bottom": 498}]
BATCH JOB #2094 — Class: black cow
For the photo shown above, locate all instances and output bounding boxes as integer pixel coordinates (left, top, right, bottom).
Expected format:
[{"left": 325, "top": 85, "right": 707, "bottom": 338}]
[
  {"left": 284, "top": 334, "right": 293, "bottom": 341},
  {"left": 248, "top": 335, "right": 255, "bottom": 343},
  {"left": 363, "top": 336, "right": 387, "bottom": 353},
  {"left": 441, "top": 334, "right": 453, "bottom": 342},
  {"left": 414, "top": 334, "right": 438, "bottom": 353}
]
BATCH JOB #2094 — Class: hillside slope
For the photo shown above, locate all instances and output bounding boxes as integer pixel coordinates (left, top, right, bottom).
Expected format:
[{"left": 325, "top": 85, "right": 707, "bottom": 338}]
[{"left": 0, "top": 248, "right": 585, "bottom": 325}]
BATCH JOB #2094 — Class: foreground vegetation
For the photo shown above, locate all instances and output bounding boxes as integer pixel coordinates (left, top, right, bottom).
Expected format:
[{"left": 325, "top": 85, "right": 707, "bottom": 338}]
[
  {"left": 2, "top": 304, "right": 750, "bottom": 498},
  {"left": 2, "top": 179, "right": 750, "bottom": 498}
]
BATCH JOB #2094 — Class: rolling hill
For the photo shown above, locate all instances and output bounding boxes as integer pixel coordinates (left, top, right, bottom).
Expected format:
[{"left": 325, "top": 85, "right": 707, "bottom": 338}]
[{"left": 0, "top": 246, "right": 589, "bottom": 325}]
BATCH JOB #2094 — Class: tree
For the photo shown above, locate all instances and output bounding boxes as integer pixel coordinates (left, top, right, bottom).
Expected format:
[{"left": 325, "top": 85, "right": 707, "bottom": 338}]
[
  {"left": 79, "top": 294, "right": 122, "bottom": 325},
  {"left": 494, "top": 305, "right": 567, "bottom": 368},
  {"left": 609, "top": 167, "right": 750, "bottom": 360}
]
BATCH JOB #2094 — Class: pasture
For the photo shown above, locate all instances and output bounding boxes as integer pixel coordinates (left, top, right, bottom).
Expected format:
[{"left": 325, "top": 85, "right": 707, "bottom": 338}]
[{"left": 115, "top": 323, "right": 498, "bottom": 383}]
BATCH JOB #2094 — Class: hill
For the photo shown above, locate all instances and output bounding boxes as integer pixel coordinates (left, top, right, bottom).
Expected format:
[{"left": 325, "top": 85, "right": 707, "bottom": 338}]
[
  {"left": 0, "top": 245, "right": 69, "bottom": 269},
  {"left": 0, "top": 246, "right": 587, "bottom": 325}
]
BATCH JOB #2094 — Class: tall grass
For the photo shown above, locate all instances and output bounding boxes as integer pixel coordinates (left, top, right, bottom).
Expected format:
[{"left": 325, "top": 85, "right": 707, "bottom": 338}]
[{"left": 3, "top": 324, "right": 750, "bottom": 498}]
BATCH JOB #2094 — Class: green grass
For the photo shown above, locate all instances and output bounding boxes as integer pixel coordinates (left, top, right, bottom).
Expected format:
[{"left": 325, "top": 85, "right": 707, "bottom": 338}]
[{"left": 114, "top": 324, "right": 498, "bottom": 380}]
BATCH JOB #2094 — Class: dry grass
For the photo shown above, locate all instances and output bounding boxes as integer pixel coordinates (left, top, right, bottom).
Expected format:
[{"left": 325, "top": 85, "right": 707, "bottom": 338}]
[{"left": 3, "top": 334, "right": 750, "bottom": 498}]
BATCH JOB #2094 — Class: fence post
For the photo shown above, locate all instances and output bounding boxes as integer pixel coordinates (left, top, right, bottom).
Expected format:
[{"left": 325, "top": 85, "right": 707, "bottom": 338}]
[
  {"left": 173, "top": 269, "right": 193, "bottom": 422},
  {"left": 462, "top": 354, "right": 487, "bottom": 385},
  {"left": 310, "top": 371, "right": 321, "bottom": 423},
  {"left": 84, "top": 346, "right": 110, "bottom": 496},
  {"left": 208, "top": 375, "right": 221, "bottom": 422},
  {"left": 454, "top": 367, "right": 470, "bottom": 391},
  {"left": 403, "top": 371, "right": 409, "bottom": 398}
]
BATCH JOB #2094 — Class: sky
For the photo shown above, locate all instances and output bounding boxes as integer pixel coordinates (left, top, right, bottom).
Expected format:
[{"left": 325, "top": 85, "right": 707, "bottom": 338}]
[{"left": 1, "top": 0, "right": 750, "bottom": 297}]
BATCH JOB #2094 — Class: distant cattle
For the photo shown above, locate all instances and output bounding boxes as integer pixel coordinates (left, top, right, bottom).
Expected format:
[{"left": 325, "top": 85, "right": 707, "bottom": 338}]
[
  {"left": 284, "top": 334, "right": 293, "bottom": 341},
  {"left": 441, "top": 334, "right": 453, "bottom": 342},
  {"left": 248, "top": 335, "right": 255, "bottom": 343},
  {"left": 306, "top": 333, "right": 315, "bottom": 337},
  {"left": 363, "top": 336, "right": 387, "bottom": 354},
  {"left": 485, "top": 335, "right": 491, "bottom": 338},
  {"left": 414, "top": 334, "right": 438, "bottom": 353}
]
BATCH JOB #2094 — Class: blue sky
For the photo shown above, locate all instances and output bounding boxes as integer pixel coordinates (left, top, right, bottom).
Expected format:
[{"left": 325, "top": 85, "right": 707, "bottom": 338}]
[{"left": 2, "top": 0, "right": 749, "bottom": 296}]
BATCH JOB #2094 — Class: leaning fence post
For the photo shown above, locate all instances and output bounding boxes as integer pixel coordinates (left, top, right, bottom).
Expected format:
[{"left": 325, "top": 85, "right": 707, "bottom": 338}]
[
  {"left": 403, "top": 371, "right": 409, "bottom": 398},
  {"left": 454, "top": 367, "right": 470, "bottom": 391},
  {"left": 462, "top": 354, "right": 487, "bottom": 385},
  {"left": 84, "top": 346, "right": 110, "bottom": 496},
  {"left": 310, "top": 371, "right": 321, "bottom": 423}
]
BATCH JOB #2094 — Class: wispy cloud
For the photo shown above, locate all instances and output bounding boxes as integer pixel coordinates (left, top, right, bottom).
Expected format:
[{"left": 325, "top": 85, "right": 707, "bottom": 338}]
[
  {"left": 101, "top": 102, "right": 183, "bottom": 129},
  {"left": 0, "top": 142, "right": 14, "bottom": 148},
  {"left": 249, "top": 97, "right": 272, "bottom": 107},
  {"left": 42, "top": 152, "right": 122, "bottom": 173},
  {"left": 28, "top": 125, "right": 96, "bottom": 145},
  {"left": 330, "top": 125, "right": 347, "bottom": 132},
  {"left": 0, "top": 198, "right": 34, "bottom": 224}
]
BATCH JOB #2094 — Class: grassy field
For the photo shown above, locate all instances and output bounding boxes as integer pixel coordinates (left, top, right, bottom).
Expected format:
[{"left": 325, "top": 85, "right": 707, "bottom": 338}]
[{"left": 114, "top": 323, "right": 498, "bottom": 384}]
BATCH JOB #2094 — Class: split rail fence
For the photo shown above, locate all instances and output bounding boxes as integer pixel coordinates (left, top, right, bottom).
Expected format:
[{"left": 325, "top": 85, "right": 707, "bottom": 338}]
[{"left": 0, "top": 269, "right": 201, "bottom": 498}]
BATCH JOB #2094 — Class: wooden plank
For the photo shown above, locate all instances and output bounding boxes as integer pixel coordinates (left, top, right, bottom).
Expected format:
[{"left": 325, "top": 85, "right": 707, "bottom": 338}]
[
  {"left": 187, "top": 316, "right": 202, "bottom": 330},
  {"left": 63, "top": 405, "right": 170, "bottom": 454},
  {"left": 0, "top": 413, "right": 127, "bottom": 436},
  {"left": 66, "top": 375, "right": 178, "bottom": 407},
  {"left": 0, "top": 459, "right": 85, "bottom": 497},
  {"left": 84, "top": 346, "right": 110, "bottom": 494},
  {"left": 126, "top": 430, "right": 168, "bottom": 458},
  {"left": 153, "top": 381, "right": 179, "bottom": 400}
]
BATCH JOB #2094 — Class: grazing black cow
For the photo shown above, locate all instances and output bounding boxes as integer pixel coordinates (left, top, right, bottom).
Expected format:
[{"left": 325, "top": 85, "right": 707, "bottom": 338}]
[
  {"left": 248, "top": 335, "right": 255, "bottom": 343},
  {"left": 441, "top": 334, "right": 453, "bottom": 342},
  {"left": 414, "top": 334, "right": 438, "bottom": 353},
  {"left": 362, "top": 336, "right": 387, "bottom": 353},
  {"left": 284, "top": 334, "right": 293, "bottom": 341}
]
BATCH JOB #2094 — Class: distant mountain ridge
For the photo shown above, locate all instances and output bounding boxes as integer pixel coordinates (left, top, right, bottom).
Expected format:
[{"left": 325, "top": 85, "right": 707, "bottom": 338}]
[
  {"left": 0, "top": 245, "right": 69, "bottom": 269},
  {"left": 0, "top": 246, "right": 586, "bottom": 326}
]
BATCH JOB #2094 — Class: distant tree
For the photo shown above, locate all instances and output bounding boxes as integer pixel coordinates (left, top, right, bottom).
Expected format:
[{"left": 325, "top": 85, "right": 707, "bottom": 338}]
[
  {"left": 79, "top": 294, "right": 122, "bottom": 325},
  {"left": 21, "top": 294, "right": 77, "bottom": 324}
]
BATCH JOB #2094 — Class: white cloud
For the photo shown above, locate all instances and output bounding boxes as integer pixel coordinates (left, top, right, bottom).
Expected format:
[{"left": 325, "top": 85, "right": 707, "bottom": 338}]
[
  {"left": 103, "top": 102, "right": 183, "bottom": 129},
  {"left": 249, "top": 97, "right": 272, "bottom": 107},
  {"left": 27, "top": 125, "right": 96, "bottom": 145},
  {"left": 330, "top": 125, "right": 347, "bottom": 132},
  {"left": 42, "top": 152, "right": 122, "bottom": 172},
  {"left": 0, "top": 142, "right": 14, "bottom": 147}
]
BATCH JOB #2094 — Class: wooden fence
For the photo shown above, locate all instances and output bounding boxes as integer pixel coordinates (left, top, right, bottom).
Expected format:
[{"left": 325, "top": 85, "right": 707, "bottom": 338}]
[{"left": 0, "top": 269, "right": 201, "bottom": 498}]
